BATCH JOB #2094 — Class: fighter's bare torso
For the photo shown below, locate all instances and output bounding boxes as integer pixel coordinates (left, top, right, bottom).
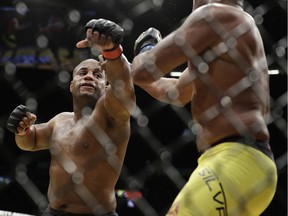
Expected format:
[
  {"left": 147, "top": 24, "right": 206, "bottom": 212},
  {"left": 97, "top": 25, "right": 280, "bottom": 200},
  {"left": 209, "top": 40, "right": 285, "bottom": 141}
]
[{"left": 47, "top": 112, "right": 129, "bottom": 214}]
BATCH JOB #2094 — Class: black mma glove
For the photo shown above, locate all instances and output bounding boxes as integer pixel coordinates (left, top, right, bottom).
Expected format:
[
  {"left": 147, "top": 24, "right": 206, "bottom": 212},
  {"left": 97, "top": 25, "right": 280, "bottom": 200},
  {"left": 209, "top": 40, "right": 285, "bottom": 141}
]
[
  {"left": 84, "top": 18, "right": 124, "bottom": 51},
  {"left": 134, "top": 27, "right": 162, "bottom": 56},
  {"left": 6, "top": 105, "right": 29, "bottom": 134}
]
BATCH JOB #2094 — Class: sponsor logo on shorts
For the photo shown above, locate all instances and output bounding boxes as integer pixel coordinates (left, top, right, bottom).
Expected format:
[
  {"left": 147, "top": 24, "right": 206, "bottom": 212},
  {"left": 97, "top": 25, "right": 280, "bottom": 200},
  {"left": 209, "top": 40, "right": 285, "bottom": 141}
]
[{"left": 199, "top": 167, "right": 228, "bottom": 216}]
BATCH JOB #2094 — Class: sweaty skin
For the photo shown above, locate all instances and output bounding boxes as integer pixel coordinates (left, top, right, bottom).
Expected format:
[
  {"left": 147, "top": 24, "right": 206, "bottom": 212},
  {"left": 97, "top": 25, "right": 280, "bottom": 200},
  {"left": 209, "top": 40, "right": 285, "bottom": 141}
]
[
  {"left": 132, "top": 1, "right": 270, "bottom": 152},
  {"left": 132, "top": 1, "right": 276, "bottom": 215},
  {"left": 14, "top": 34, "right": 135, "bottom": 214}
]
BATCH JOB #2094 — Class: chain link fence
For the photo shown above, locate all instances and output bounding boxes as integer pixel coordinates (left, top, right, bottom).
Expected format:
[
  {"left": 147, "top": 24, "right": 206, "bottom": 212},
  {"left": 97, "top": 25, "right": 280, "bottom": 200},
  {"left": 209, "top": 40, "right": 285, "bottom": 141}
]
[{"left": 0, "top": 0, "right": 286, "bottom": 215}]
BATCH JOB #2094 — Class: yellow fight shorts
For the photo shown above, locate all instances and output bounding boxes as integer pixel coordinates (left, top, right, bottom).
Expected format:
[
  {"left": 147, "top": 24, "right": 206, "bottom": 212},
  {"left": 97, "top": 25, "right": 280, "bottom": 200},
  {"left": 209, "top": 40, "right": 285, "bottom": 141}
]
[{"left": 166, "top": 142, "right": 277, "bottom": 216}]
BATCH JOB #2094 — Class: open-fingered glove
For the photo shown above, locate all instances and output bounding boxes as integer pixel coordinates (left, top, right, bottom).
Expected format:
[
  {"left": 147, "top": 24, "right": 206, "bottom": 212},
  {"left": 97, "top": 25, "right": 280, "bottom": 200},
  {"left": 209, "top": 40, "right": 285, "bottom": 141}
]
[
  {"left": 6, "top": 105, "right": 30, "bottom": 134},
  {"left": 85, "top": 18, "right": 124, "bottom": 51},
  {"left": 134, "top": 27, "right": 162, "bottom": 56}
]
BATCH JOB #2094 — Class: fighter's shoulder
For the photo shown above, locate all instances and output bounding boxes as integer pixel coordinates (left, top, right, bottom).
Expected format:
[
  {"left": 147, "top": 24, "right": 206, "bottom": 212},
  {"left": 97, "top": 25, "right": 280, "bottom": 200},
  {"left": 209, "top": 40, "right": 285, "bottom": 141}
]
[
  {"left": 188, "top": 3, "right": 254, "bottom": 31},
  {"left": 49, "top": 112, "right": 74, "bottom": 123},
  {"left": 56, "top": 112, "right": 74, "bottom": 119},
  {"left": 192, "top": 3, "right": 248, "bottom": 19}
]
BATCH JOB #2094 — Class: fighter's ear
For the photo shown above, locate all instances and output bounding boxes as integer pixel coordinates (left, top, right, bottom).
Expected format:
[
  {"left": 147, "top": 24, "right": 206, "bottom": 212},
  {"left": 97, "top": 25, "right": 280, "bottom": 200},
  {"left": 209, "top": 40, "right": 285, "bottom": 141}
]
[{"left": 70, "top": 81, "right": 73, "bottom": 92}]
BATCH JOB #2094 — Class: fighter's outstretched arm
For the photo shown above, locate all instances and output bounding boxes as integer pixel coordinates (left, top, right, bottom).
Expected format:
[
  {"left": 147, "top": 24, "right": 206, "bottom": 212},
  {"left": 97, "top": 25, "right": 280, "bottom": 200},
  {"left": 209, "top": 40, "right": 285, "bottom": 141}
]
[{"left": 77, "top": 19, "right": 136, "bottom": 122}]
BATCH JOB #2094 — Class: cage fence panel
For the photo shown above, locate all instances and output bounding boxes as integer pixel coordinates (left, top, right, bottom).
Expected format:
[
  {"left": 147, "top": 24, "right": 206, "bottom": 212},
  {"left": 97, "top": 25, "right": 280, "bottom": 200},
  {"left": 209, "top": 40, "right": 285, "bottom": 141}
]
[{"left": 0, "top": 0, "right": 287, "bottom": 215}]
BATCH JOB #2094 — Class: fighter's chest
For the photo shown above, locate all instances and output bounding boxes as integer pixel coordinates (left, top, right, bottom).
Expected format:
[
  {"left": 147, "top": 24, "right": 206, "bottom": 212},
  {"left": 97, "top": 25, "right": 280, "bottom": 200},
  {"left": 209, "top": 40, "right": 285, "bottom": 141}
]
[{"left": 50, "top": 122, "right": 102, "bottom": 156}]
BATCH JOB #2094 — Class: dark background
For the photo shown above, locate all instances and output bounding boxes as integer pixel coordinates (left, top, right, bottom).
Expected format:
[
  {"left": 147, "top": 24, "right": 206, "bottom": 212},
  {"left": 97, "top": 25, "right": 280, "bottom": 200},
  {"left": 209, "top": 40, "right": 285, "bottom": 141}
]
[{"left": 0, "top": 0, "right": 287, "bottom": 215}]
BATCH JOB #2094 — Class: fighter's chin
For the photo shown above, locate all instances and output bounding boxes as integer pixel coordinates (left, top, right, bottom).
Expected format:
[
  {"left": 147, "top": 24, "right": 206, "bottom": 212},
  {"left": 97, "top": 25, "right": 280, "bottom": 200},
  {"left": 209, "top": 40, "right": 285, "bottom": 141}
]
[
  {"left": 79, "top": 87, "right": 96, "bottom": 95},
  {"left": 79, "top": 92, "right": 97, "bottom": 98},
  {"left": 77, "top": 88, "right": 101, "bottom": 100}
]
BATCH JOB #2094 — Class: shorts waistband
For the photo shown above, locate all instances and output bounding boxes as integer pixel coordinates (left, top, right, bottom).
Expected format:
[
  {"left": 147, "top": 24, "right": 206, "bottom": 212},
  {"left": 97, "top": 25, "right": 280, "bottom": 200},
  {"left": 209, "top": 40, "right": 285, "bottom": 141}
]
[
  {"left": 205, "top": 136, "right": 274, "bottom": 160},
  {"left": 45, "top": 206, "right": 118, "bottom": 216}
]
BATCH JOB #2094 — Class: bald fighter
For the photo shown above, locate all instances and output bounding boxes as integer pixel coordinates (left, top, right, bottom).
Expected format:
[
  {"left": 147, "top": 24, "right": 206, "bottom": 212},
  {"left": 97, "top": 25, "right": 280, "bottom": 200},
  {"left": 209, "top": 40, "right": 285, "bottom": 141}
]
[{"left": 7, "top": 18, "right": 135, "bottom": 216}]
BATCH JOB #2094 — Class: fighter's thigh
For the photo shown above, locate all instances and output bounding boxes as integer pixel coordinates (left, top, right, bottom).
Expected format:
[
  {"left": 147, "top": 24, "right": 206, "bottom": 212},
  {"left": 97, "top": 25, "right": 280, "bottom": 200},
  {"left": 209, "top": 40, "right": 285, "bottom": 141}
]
[
  {"left": 167, "top": 165, "right": 227, "bottom": 216},
  {"left": 167, "top": 145, "right": 277, "bottom": 216}
]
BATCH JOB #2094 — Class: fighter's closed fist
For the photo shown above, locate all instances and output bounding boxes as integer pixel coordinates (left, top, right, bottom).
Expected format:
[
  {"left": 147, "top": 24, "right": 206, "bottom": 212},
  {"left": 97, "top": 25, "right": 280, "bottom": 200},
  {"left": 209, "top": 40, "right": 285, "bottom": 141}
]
[
  {"left": 85, "top": 18, "right": 124, "bottom": 48},
  {"left": 6, "top": 105, "right": 36, "bottom": 135}
]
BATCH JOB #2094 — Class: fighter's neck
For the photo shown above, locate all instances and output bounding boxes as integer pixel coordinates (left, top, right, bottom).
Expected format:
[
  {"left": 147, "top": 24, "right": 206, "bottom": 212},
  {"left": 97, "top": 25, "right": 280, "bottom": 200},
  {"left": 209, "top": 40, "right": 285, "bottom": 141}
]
[{"left": 72, "top": 100, "right": 96, "bottom": 122}]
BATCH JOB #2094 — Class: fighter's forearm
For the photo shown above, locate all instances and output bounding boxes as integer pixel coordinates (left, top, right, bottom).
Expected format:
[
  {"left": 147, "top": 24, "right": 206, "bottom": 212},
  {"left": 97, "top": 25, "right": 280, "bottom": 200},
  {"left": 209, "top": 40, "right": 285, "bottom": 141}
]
[
  {"left": 105, "top": 55, "right": 136, "bottom": 115},
  {"left": 131, "top": 54, "right": 161, "bottom": 87},
  {"left": 106, "top": 55, "right": 134, "bottom": 95},
  {"left": 137, "top": 78, "right": 181, "bottom": 106}
]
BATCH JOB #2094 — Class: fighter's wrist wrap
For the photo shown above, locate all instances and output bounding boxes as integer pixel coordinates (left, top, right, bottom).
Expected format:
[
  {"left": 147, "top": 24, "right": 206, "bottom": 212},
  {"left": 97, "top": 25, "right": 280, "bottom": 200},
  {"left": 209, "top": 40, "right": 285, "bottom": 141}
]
[
  {"left": 102, "top": 45, "right": 123, "bottom": 60},
  {"left": 140, "top": 44, "right": 155, "bottom": 54}
]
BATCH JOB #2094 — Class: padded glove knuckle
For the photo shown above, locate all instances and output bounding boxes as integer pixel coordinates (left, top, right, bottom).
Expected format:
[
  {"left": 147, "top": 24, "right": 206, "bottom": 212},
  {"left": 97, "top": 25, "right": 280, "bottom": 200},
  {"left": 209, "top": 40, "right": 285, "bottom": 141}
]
[
  {"left": 6, "top": 105, "right": 29, "bottom": 134},
  {"left": 85, "top": 18, "right": 124, "bottom": 46},
  {"left": 84, "top": 19, "right": 97, "bottom": 31}
]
